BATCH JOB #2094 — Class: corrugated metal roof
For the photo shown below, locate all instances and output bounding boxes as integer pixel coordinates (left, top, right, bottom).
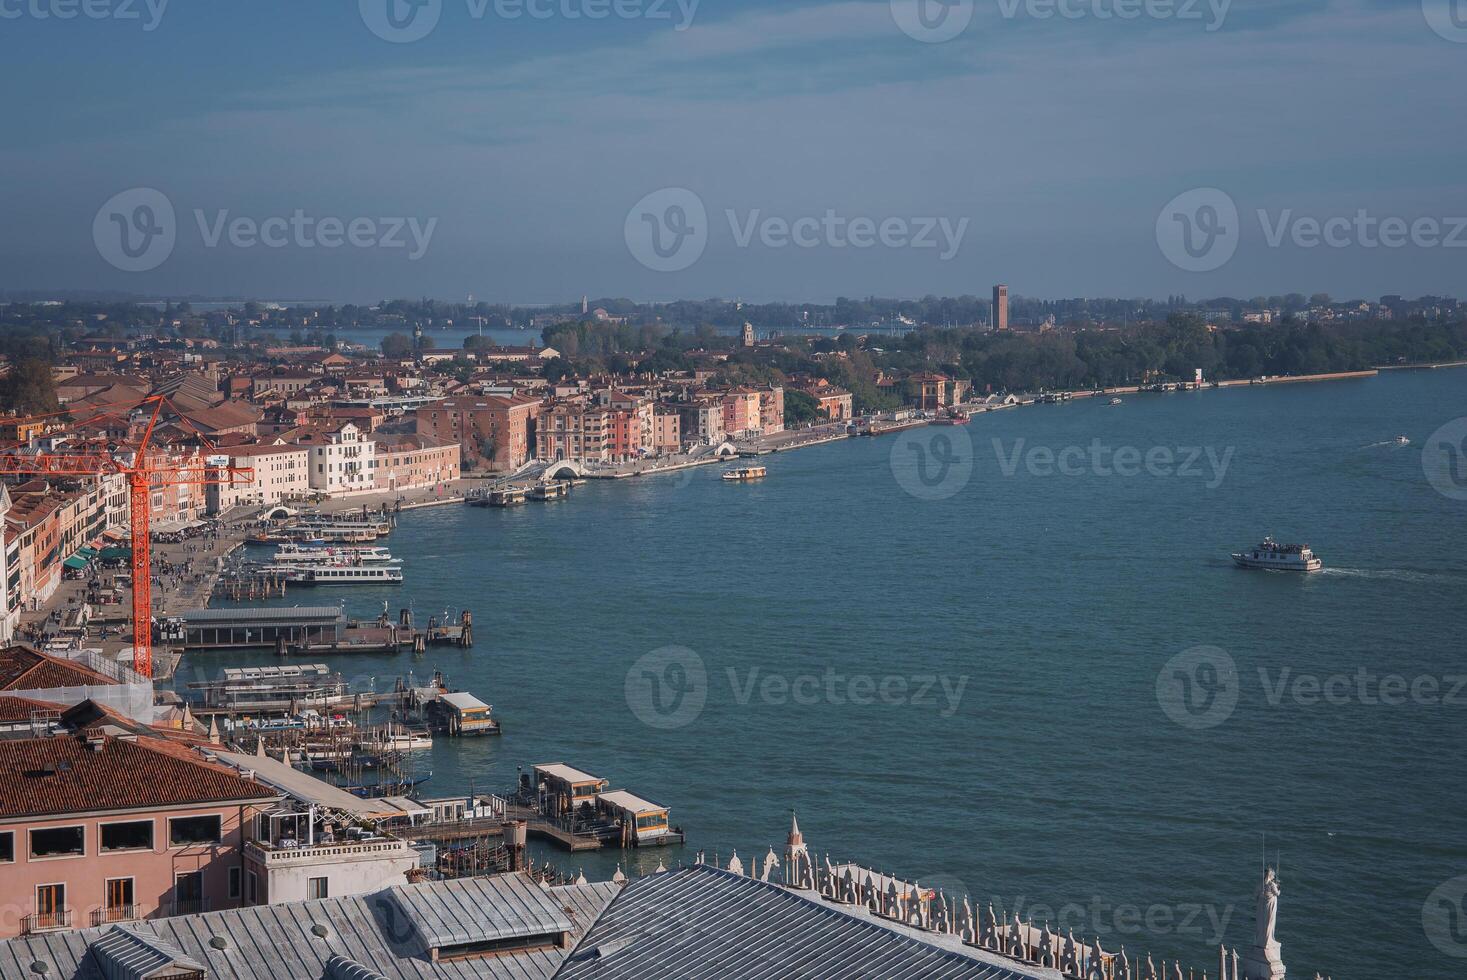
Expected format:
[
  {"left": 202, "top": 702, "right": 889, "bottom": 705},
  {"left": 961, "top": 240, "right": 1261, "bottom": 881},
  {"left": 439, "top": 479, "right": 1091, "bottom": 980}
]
[
  {"left": 182, "top": 607, "right": 345, "bottom": 623},
  {"left": 386, "top": 874, "right": 575, "bottom": 948},
  {"left": 0, "top": 877, "right": 620, "bottom": 980},
  {"left": 91, "top": 926, "right": 205, "bottom": 980},
  {"left": 556, "top": 865, "right": 1045, "bottom": 980},
  {"left": 207, "top": 750, "right": 397, "bottom": 819}
]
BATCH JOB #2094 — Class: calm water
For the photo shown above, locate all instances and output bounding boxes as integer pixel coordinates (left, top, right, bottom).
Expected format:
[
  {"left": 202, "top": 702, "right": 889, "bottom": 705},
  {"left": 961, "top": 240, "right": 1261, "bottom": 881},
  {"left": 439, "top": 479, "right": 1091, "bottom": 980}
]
[{"left": 190, "top": 369, "right": 1467, "bottom": 979}]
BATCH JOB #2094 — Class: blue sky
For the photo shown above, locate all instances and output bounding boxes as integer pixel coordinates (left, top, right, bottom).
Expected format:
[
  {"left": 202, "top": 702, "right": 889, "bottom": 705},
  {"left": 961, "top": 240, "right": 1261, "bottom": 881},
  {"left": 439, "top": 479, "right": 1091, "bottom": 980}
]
[{"left": 2, "top": 0, "right": 1464, "bottom": 303}]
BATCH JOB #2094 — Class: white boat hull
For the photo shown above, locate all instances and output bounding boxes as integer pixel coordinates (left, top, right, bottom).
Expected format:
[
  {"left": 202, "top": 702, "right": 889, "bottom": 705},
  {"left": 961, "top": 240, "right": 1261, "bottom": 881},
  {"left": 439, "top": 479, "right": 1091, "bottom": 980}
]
[{"left": 1231, "top": 554, "right": 1322, "bottom": 572}]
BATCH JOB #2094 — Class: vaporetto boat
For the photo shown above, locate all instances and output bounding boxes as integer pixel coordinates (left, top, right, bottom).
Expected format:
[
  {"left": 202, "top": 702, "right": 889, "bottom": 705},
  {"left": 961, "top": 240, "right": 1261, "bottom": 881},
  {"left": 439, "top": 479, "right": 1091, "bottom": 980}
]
[
  {"left": 271, "top": 543, "right": 399, "bottom": 565},
  {"left": 255, "top": 563, "right": 405, "bottom": 585}
]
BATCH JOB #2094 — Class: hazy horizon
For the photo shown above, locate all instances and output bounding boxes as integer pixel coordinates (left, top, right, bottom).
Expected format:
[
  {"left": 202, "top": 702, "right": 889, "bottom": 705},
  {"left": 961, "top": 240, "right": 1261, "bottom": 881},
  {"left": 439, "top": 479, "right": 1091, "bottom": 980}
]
[{"left": 4, "top": 0, "right": 1465, "bottom": 303}]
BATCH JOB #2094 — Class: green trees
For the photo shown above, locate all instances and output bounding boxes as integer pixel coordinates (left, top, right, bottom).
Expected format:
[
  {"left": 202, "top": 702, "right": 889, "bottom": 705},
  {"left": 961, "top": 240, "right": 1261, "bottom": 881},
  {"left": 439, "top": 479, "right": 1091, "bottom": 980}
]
[
  {"left": 1, "top": 359, "right": 59, "bottom": 415},
  {"left": 380, "top": 333, "right": 414, "bottom": 359},
  {"left": 784, "top": 389, "right": 822, "bottom": 427}
]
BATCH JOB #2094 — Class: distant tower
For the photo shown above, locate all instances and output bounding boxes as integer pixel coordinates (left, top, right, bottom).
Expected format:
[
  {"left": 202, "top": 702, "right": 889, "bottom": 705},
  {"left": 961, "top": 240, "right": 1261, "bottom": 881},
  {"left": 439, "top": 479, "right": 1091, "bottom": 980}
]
[
  {"left": 993, "top": 284, "right": 1009, "bottom": 331},
  {"left": 741, "top": 322, "right": 756, "bottom": 348},
  {"left": 581, "top": 295, "right": 589, "bottom": 315},
  {"left": 783, "top": 811, "right": 810, "bottom": 888}
]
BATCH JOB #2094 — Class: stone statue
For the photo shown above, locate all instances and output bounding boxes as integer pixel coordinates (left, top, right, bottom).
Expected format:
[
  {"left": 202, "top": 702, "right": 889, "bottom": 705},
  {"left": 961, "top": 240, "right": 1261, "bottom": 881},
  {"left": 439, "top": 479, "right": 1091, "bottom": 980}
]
[{"left": 1255, "top": 867, "right": 1281, "bottom": 949}]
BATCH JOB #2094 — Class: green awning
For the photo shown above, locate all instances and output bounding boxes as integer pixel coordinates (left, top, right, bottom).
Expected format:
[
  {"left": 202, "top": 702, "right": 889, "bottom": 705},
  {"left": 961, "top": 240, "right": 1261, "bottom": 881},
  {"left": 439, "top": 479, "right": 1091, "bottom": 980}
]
[
  {"left": 99, "top": 547, "right": 132, "bottom": 561},
  {"left": 78, "top": 546, "right": 99, "bottom": 558},
  {"left": 63, "top": 556, "right": 89, "bottom": 570}
]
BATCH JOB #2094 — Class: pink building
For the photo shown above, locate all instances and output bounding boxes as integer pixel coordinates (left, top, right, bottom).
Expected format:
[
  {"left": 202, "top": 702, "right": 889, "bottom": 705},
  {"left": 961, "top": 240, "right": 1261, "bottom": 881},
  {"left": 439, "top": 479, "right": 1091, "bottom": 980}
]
[
  {"left": 721, "top": 388, "right": 762, "bottom": 439},
  {"left": 0, "top": 698, "right": 279, "bottom": 938}
]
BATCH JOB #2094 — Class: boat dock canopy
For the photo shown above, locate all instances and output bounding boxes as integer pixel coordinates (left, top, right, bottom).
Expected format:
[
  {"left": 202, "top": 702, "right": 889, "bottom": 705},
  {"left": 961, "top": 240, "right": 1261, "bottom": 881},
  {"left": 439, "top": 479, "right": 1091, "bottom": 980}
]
[
  {"left": 207, "top": 749, "right": 397, "bottom": 819},
  {"left": 222, "top": 663, "right": 332, "bottom": 681},
  {"left": 182, "top": 607, "right": 347, "bottom": 626},
  {"left": 534, "top": 763, "right": 603, "bottom": 785},
  {"left": 439, "top": 692, "right": 490, "bottom": 713},
  {"left": 595, "top": 790, "right": 667, "bottom": 816}
]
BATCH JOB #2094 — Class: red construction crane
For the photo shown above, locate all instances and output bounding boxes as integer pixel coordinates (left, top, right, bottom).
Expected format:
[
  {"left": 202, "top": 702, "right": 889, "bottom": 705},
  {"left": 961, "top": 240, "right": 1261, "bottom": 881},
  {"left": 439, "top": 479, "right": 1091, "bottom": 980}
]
[{"left": 0, "top": 395, "right": 253, "bottom": 677}]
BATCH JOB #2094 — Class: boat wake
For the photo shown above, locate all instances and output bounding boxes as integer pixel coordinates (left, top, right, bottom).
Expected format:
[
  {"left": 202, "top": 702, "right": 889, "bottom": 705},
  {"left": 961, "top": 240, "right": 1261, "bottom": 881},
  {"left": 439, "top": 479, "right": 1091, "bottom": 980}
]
[
  {"left": 1320, "top": 566, "right": 1447, "bottom": 584},
  {"left": 1360, "top": 440, "right": 1411, "bottom": 449}
]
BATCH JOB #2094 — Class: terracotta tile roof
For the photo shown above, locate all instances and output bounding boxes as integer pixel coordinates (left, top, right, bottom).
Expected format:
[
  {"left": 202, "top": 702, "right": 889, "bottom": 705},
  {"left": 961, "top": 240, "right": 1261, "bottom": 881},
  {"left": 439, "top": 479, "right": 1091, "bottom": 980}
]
[
  {"left": 0, "top": 646, "right": 120, "bottom": 692},
  {"left": 0, "top": 695, "right": 64, "bottom": 724},
  {"left": 0, "top": 730, "right": 278, "bottom": 819}
]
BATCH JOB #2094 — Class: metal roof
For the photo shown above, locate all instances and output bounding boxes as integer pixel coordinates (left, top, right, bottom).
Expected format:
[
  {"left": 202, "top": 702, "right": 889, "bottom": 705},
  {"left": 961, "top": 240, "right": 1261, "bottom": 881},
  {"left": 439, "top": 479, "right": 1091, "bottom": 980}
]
[
  {"left": 0, "top": 877, "right": 620, "bottom": 980},
  {"left": 182, "top": 606, "right": 346, "bottom": 623},
  {"left": 595, "top": 790, "right": 666, "bottom": 815},
  {"left": 534, "top": 763, "right": 603, "bottom": 785},
  {"left": 386, "top": 874, "right": 576, "bottom": 949},
  {"left": 556, "top": 865, "right": 1045, "bottom": 980},
  {"left": 90, "top": 925, "right": 205, "bottom": 980},
  {"left": 324, "top": 954, "right": 392, "bottom": 980},
  {"left": 438, "top": 692, "right": 489, "bottom": 712},
  {"left": 208, "top": 750, "right": 397, "bottom": 819}
]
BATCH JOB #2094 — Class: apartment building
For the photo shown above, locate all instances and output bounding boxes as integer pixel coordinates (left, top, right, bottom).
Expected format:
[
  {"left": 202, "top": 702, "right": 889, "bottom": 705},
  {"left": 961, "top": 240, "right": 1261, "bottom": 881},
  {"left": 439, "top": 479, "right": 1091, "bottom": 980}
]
[
  {"left": 204, "top": 443, "right": 312, "bottom": 513},
  {"left": 0, "top": 700, "right": 280, "bottom": 939},
  {"left": 415, "top": 395, "right": 539, "bottom": 473},
  {"left": 370, "top": 433, "right": 461, "bottom": 492}
]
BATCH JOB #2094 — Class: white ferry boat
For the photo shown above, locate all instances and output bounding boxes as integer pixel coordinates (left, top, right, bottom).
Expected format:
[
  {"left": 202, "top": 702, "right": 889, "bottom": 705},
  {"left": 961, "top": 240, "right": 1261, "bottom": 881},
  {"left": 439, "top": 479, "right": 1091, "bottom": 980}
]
[
  {"left": 1231, "top": 537, "right": 1323, "bottom": 572},
  {"left": 257, "top": 564, "right": 405, "bottom": 585},
  {"left": 272, "top": 544, "right": 398, "bottom": 565},
  {"left": 722, "top": 466, "right": 768, "bottom": 482}
]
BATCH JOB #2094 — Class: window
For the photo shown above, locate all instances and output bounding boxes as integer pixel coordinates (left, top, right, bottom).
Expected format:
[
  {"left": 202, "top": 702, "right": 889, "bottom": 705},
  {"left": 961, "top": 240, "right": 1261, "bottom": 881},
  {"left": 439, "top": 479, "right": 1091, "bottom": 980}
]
[
  {"left": 104, "top": 877, "right": 135, "bottom": 920},
  {"left": 169, "top": 814, "right": 222, "bottom": 846},
  {"left": 35, "top": 884, "right": 66, "bottom": 927},
  {"left": 228, "top": 867, "right": 241, "bottom": 899},
  {"left": 308, "top": 877, "right": 329, "bottom": 900},
  {"left": 0, "top": 831, "right": 13, "bottom": 863},
  {"left": 246, "top": 870, "right": 258, "bottom": 904},
  {"left": 101, "top": 820, "right": 153, "bottom": 852},
  {"left": 30, "top": 826, "right": 85, "bottom": 858}
]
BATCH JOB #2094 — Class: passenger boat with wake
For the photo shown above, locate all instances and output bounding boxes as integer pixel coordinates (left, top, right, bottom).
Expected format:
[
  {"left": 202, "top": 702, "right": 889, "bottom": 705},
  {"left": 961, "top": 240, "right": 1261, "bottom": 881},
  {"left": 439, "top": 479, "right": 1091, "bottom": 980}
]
[{"left": 1231, "top": 537, "right": 1323, "bottom": 572}]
